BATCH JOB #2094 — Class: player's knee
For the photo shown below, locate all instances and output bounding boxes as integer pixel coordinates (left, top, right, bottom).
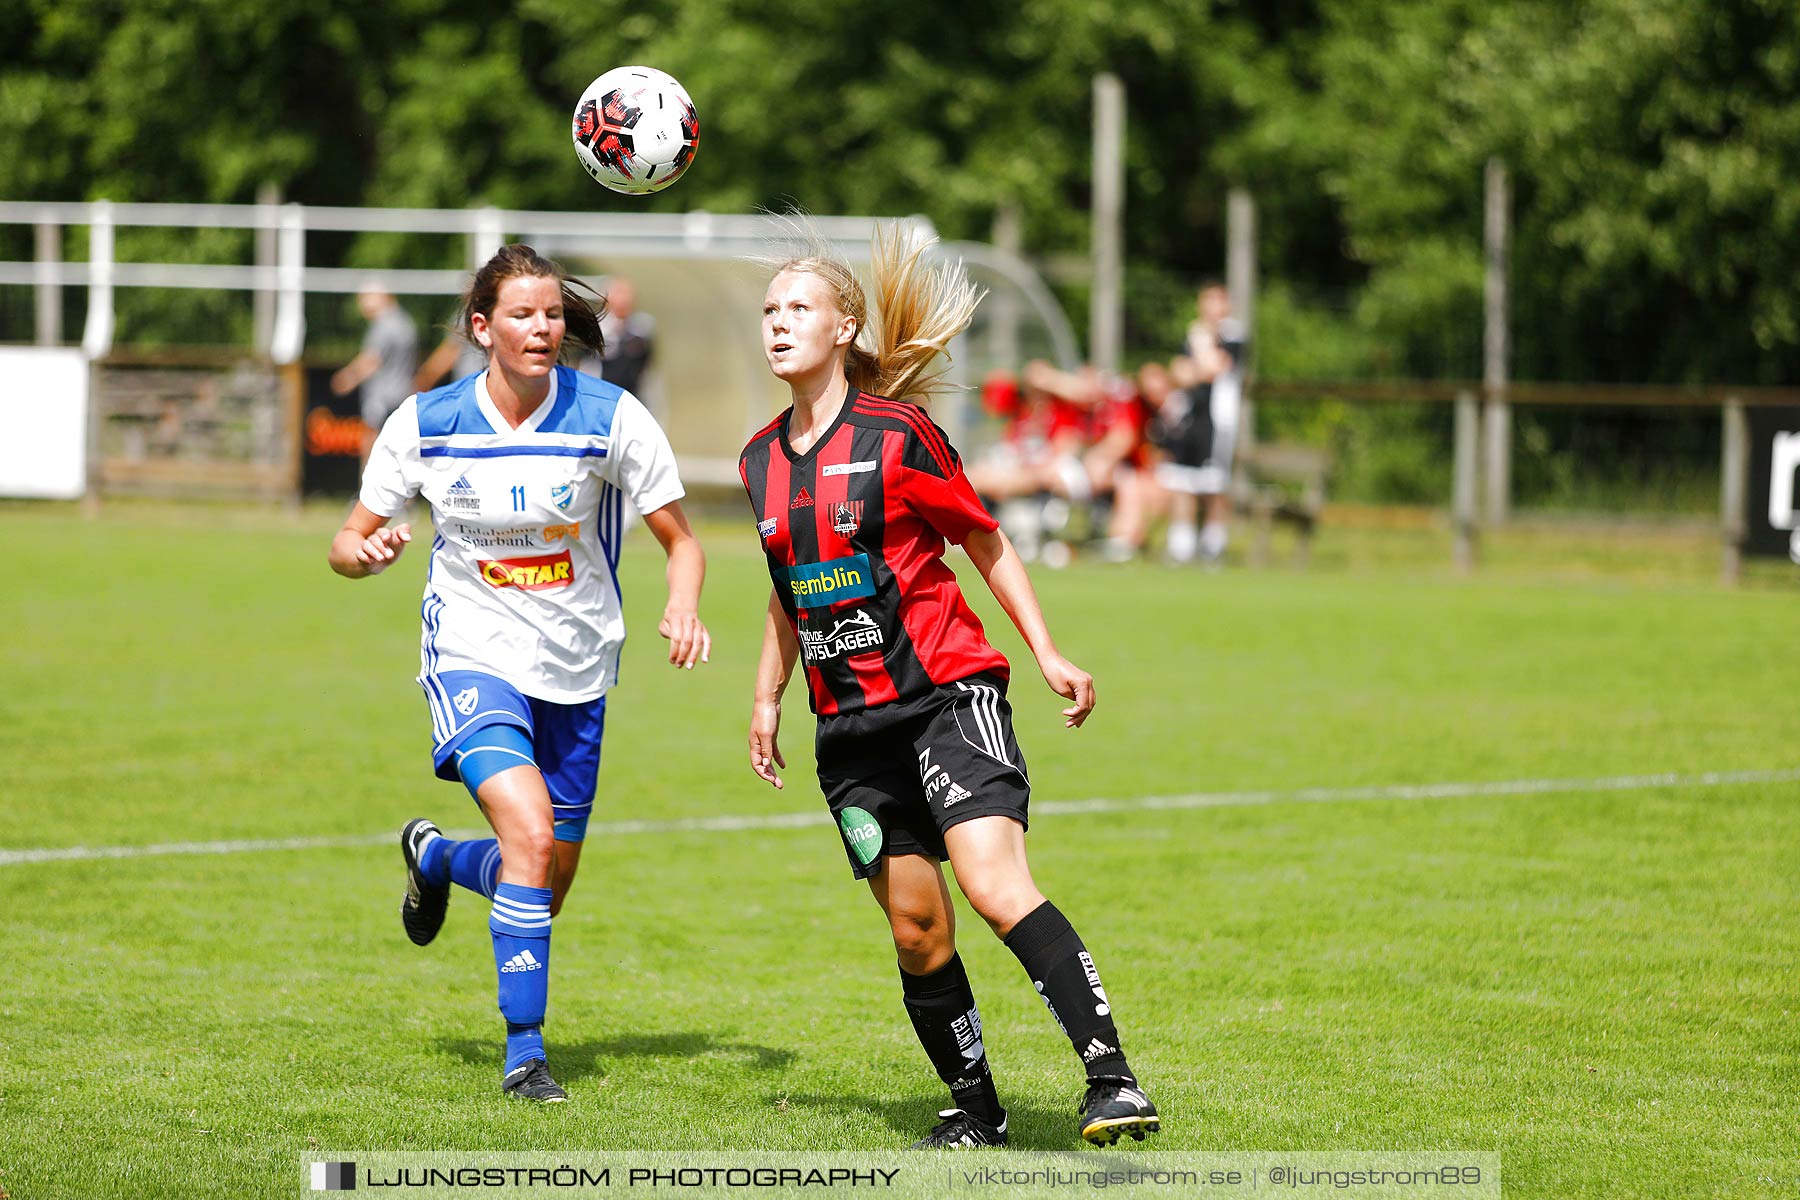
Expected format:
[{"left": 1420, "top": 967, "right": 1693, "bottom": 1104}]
[
  {"left": 889, "top": 909, "right": 952, "bottom": 965},
  {"left": 961, "top": 879, "right": 1044, "bottom": 935},
  {"left": 501, "top": 826, "right": 556, "bottom": 879}
]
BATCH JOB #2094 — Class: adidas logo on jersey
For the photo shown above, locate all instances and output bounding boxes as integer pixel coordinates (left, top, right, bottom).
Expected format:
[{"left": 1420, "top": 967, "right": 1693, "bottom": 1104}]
[
  {"left": 444, "top": 475, "right": 481, "bottom": 514},
  {"left": 501, "top": 950, "right": 543, "bottom": 974},
  {"left": 1081, "top": 1037, "right": 1118, "bottom": 1063},
  {"left": 791, "top": 487, "right": 814, "bottom": 509},
  {"left": 943, "top": 782, "right": 973, "bottom": 807}
]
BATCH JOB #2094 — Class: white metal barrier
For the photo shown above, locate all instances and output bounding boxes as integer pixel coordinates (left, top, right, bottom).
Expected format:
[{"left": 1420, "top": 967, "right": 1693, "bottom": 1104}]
[{"left": 0, "top": 201, "right": 1081, "bottom": 368}]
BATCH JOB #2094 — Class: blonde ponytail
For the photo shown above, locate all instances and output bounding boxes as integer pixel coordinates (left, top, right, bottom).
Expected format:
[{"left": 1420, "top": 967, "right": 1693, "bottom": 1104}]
[
  {"left": 771, "top": 218, "right": 982, "bottom": 405},
  {"left": 855, "top": 222, "right": 982, "bottom": 403}
]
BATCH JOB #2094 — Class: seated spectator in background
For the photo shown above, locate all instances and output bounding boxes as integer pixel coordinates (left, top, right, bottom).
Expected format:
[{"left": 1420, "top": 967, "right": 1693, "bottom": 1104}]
[
  {"left": 966, "top": 362, "right": 1107, "bottom": 564},
  {"left": 1082, "top": 369, "right": 1153, "bottom": 505},
  {"left": 332, "top": 284, "right": 419, "bottom": 465},
  {"left": 1096, "top": 361, "right": 1176, "bottom": 562}
]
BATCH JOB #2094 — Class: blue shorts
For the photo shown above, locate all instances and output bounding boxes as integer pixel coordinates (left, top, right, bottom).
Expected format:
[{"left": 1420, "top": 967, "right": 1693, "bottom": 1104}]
[{"left": 420, "top": 670, "right": 606, "bottom": 836}]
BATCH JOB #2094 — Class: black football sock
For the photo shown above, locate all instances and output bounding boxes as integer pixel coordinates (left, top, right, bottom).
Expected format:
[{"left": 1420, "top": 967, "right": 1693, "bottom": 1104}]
[
  {"left": 1003, "top": 900, "right": 1135, "bottom": 1082},
  {"left": 898, "top": 954, "right": 1004, "bottom": 1125}
]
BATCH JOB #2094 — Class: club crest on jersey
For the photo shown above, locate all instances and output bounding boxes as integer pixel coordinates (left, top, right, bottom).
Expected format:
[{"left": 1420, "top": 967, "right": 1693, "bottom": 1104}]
[
  {"left": 444, "top": 475, "right": 481, "bottom": 514},
  {"left": 453, "top": 687, "right": 479, "bottom": 716},
  {"left": 831, "top": 500, "right": 864, "bottom": 537},
  {"left": 757, "top": 517, "right": 778, "bottom": 539},
  {"left": 550, "top": 483, "right": 574, "bottom": 511}
]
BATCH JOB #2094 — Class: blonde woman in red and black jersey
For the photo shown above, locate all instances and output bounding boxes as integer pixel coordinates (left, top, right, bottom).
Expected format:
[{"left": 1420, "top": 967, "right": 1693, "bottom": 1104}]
[{"left": 739, "top": 223, "right": 1160, "bottom": 1149}]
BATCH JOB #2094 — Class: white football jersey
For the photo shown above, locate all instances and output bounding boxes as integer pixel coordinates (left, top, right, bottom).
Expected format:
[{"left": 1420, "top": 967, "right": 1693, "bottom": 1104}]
[{"left": 360, "top": 366, "right": 684, "bottom": 703}]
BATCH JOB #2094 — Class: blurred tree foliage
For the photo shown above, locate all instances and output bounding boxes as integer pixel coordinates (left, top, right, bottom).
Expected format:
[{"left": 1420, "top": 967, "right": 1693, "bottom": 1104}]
[{"left": 1, "top": 0, "right": 1792, "bottom": 389}]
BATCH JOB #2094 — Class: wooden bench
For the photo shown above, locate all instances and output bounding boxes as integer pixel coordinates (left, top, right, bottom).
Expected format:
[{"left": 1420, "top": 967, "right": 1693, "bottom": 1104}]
[{"left": 1234, "top": 443, "right": 1331, "bottom": 567}]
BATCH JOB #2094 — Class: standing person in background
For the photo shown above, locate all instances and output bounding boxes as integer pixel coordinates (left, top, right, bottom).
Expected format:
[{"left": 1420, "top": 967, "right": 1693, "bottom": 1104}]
[
  {"left": 328, "top": 244, "right": 709, "bottom": 1103},
  {"left": 1181, "top": 285, "right": 1249, "bottom": 565},
  {"left": 414, "top": 327, "right": 489, "bottom": 393},
  {"left": 741, "top": 223, "right": 1160, "bottom": 1149},
  {"left": 332, "top": 284, "right": 420, "bottom": 466},
  {"left": 1153, "top": 348, "right": 1221, "bottom": 565},
  {"left": 583, "top": 277, "right": 656, "bottom": 397}
]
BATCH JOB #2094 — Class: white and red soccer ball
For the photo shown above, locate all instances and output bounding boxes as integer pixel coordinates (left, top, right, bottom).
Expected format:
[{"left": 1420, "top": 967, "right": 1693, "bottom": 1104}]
[{"left": 571, "top": 66, "right": 699, "bottom": 195}]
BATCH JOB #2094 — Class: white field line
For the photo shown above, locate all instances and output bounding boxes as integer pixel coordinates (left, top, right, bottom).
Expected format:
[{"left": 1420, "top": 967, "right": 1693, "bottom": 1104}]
[{"left": 3, "top": 767, "right": 1795, "bottom": 869}]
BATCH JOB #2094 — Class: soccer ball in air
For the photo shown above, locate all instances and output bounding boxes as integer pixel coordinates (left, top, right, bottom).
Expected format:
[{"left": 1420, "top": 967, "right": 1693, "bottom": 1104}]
[{"left": 571, "top": 66, "right": 699, "bottom": 195}]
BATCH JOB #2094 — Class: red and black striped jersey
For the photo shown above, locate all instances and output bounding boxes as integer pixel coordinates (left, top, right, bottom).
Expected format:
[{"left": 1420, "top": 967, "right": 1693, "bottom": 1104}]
[{"left": 739, "top": 389, "right": 1009, "bottom": 719}]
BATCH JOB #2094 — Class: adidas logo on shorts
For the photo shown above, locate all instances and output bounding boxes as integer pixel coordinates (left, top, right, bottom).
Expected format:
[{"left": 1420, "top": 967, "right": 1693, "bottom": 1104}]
[{"left": 501, "top": 950, "right": 544, "bottom": 974}]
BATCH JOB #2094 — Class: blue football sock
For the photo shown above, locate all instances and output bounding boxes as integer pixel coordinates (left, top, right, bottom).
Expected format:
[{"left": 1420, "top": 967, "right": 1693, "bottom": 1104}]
[
  {"left": 418, "top": 834, "right": 450, "bottom": 886},
  {"left": 490, "top": 882, "right": 553, "bottom": 1077},
  {"left": 439, "top": 838, "right": 501, "bottom": 898}
]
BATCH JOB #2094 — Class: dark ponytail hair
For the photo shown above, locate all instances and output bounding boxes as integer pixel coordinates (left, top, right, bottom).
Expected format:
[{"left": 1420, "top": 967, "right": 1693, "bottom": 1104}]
[{"left": 460, "top": 243, "right": 606, "bottom": 360}]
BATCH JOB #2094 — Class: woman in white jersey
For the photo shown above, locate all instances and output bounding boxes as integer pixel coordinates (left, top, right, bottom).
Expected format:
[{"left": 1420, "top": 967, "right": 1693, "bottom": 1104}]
[{"left": 328, "top": 244, "right": 709, "bottom": 1102}]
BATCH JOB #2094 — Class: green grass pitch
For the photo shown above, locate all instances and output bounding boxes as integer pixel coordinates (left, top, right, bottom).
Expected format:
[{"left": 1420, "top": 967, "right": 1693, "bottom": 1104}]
[{"left": 0, "top": 502, "right": 1794, "bottom": 1198}]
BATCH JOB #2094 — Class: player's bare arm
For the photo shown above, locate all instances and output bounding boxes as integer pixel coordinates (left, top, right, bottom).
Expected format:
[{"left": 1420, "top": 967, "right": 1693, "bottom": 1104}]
[
  {"left": 962, "top": 525, "right": 1096, "bottom": 728},
  {"left": 640, "top": 500, "right": 710, "bottom": 669},
  {"left": 328, "top": 501, "right": 412, "bottom": 579},
  {"left": 748, "top": 588, "right": 799, "bottom": 788}
]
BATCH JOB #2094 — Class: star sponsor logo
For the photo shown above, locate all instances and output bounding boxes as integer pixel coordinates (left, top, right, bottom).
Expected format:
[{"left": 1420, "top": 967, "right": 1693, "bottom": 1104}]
[
  {"left": 831, "top": 499, "right": 864, "bottom": 537},
  {"left": 822, "top": 459, "right": 878, "bottom": 477},
  {"left": 797, "top": 609, "right": 884, "bottom": 664},
  {"left": 757, "top": 517, "right": 778, "bottom": 539},
  {"left": 443, "top": 475, "right": 481, "bottom": 514},
  {"left": 543, "top": 522, "right": 581, "bottom": 543},
  {"left": 477, "top": 550, "right": 574, "bottom": 592}
]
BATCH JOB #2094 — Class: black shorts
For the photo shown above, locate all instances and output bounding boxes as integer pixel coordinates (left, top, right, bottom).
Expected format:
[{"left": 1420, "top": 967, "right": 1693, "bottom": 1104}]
[
  {"left": 814, "top": 672, "right": 1030, "bottom": 880},
  {"left": 1150, "top": 385, "right": 1216, "bottom": 470}
]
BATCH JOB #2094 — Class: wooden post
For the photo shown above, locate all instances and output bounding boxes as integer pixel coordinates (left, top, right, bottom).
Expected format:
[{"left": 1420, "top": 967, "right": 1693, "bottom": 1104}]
[
  {"left": 281, "top": 359, "right": 306, "bottom": 510},
  {"left": 1227, "top": 186, "right": 1257, "bottom": 455},
  {"left": 989, "top": 202, "right": 1022, "bottom": 371},
  {"left": 35, "top": 217, "right": 61, "bottom": 346},
  {"left": 1454, "top": 388, "right": 1481, "bottom": 572},
  {"left": 1089, "top": 73, "right": 1125, "bottom": 372},
  {"left": 1721, "top": 397, "right": 1747, "bottom": 586},
  {"left": 253, "top": 182, "right": 280, "bottom": 356},
  {"left": 1482, "top": 157, "right": 1510, "bottom": 524}
]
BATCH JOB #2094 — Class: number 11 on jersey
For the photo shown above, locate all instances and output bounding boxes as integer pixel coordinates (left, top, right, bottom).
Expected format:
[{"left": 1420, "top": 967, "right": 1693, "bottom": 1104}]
[{"left": 511, "top": 485, "right": 526, "bottom": 512}]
